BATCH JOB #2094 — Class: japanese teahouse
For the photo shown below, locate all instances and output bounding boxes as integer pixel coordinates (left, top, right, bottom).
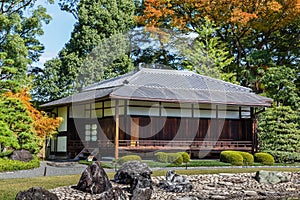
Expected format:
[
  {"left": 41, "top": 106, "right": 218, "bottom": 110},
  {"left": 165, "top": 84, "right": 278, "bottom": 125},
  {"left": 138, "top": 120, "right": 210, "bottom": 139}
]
[{"left": 41, "top": 68, "right": 272, "bottom": 159}]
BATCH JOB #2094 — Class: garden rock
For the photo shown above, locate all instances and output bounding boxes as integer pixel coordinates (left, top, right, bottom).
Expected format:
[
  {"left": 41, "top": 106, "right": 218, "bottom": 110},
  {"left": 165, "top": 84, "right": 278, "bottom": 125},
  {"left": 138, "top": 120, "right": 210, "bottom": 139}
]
[
  {"left": 15, "top": 187, "right": 58, "bottom": 200},
  {"left": 96, "top": 187, "right": 127, "bottom": 200},
  {"left": 255, "top": 170, "right": 292, "bottom": 184},
  {"left": 131, "top": 174, "right": 153, "bottom": 200},
  {"left": 158, "top": 170, "right": 193, "bottom": 193},
  {"left": 114, "top": 160, "right": 152, "bottom": 184},
  {"left": 76, "top": 161, "right": 112, "bottom": 194},
  {"left": 114, "top": 161, "right": 153, "bottom": 200},
  {"left": 132, "top": 187, "right": 153, "bottom": 200},
  {"left": 10, "top": 149, "right": 33, "bottom": 162}
]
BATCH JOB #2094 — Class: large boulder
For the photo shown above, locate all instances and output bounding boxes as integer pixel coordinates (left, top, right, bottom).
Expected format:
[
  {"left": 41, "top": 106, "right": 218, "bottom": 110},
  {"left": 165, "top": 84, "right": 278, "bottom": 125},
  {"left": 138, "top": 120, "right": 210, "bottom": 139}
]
[
  {"left": 255, "top": 170, "right": 292, "bottom": 184},
  {"left": 114, "top": 161, "right": 153, "bottom": 200},
  {"left": 158, "top": 170, "right": 193, "bottom": 193},
  {"left": 114, "top": 160, "right": 152, "bottom": 184},
  {"left": 96, "top": 187, "right": 127, "bottom": 200},
  {"left": 76, "top": 161, "right": 112, "bottom": 194},
  {"left": 132, "top": 187, "right": 153, "bottom": 200},
  {"left": 10, "top": 150, "right": 34, "bottom": 162},
  {"left": 131, "top": 174, "right": 153, "bottom": 200},
  {"left": 15, "top": 187, "right": 58, "bottom": 200}
]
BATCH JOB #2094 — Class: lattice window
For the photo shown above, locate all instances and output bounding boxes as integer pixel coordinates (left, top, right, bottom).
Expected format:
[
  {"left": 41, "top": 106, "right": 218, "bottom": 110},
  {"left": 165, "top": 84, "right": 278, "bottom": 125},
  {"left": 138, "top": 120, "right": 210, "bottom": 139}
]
[{"left": 85, "top": 124, "right": 97, "bottom": 141}]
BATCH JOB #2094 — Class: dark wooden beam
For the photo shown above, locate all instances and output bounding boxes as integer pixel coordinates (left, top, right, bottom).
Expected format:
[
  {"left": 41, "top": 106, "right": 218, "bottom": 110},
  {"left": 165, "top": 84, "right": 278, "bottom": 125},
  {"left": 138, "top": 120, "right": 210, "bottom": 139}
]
[{"left": 115, "top": 100, "right": 119, "bottom": 159}]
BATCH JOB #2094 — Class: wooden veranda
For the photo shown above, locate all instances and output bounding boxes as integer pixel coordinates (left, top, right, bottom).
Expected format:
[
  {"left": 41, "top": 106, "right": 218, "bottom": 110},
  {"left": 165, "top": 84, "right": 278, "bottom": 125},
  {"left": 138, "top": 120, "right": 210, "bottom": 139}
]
[{"left": 92, "top": 140, "right": 253, "bottom": 155}]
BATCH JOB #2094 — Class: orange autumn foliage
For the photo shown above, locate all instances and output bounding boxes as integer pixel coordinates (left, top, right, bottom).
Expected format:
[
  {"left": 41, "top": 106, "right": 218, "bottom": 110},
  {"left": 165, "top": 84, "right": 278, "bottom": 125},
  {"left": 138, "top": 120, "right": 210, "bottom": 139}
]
[
  {"left": 138, "top": 0, "right": 300, "bottom": 33},
  {"left": 5, "top": 89, "right": 62, "bottom": 140},
  {"left": 297, "top": 0, "right": 300, "bottom": 8}
]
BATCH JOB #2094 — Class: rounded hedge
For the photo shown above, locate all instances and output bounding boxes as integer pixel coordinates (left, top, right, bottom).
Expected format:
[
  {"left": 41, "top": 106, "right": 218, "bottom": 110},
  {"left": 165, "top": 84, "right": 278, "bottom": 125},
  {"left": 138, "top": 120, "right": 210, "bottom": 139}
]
[
  {"left": 0, "top": 156, "right": 40, "bottom": 172},
  {"left": 254, "top": 152, "right": 275, "bottom": 165},
  {"left": 220, "top": 151, "right": 243, "bottom": 166},
  {"left": 167, "top": 153, "right": 183, "bottom": 165},
  {"left": 118, "top": 155, "right": 142, "bottom": 165},
  {"left": 179, "top": 152, "right": 190, "bottom": 163},
  {"left": 239, "top": 151, "right": 254, "bottom": 165},
  {"left": 0, "top": 150, "right": 13, "bottom": 158},
  {"left": 154, "top": 152, "right": 168, "bottom": 163}
]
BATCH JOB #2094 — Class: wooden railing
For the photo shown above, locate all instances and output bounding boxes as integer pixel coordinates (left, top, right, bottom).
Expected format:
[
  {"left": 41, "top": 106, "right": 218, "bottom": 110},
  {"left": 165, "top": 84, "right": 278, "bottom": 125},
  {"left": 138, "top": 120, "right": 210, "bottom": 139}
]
[{"left": 96, "top": 140, "right": 252, "bottom": 151}]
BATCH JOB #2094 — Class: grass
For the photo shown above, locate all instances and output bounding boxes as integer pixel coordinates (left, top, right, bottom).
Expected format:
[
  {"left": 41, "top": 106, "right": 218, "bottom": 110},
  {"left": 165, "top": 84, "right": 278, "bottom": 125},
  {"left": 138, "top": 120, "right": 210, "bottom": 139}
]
[
  {"left": 118, "top": 159, "right": 231, "bottom": 168},
  {"left": 273, "top": 162, "right": 300, "bottom": 166},
  {"left": 108, "top": 159, "right": 300, "bottom": 168},
  {"left": 0, "top": 174, "right": 80, "bottom": 200},
  {"left": 78, "top": 160, "right": 114, "bottom": 168},
  {"left": 0, "top": 173, "right": 115, "bottom": 200},
  {"left": 1, "top": 167, "right": 300, "bottom": 200},
  {"left": 151, "top": 167, "right": 300, "bottom": 177}
]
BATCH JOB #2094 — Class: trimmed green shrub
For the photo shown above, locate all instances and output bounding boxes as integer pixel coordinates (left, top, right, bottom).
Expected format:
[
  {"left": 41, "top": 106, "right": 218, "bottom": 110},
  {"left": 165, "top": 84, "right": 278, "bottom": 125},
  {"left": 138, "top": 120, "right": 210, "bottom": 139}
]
[
  {"left": 0, "top": 150, "right": 14, "bottom": 158},
  {"left": 254, "top": 152, "right": 275, "bottom": 165},
  {"left": 118, "top": 155, "right": 142, "bottom": 165},
  {"left": 167, "top": 153, "right": 183, "bottom": 165},
  {"left": 154, "top": 152, "right": 168, "bottom": 163},
  {"left": 0, "top": 157, "right": 40, "bottom": 172},
  {"left": 179, "top": 152, "right": 190, "bottom": 163},
  {"left": 78, "top": 160, "right": 93, "bottom": 165},
  {"left": 265, "top": 151, "right": 300, "bottom": 163},
  {"left": 258, "top": 106, "right": 300, "bottom": 158},
  {"left": 239, "top": 152, "right": 254, "bottom": 165},
  {"left": 78, "top": 160, "right": 113, "bottom": 168},
  {"left": 220, "top": 151, "right": 243, "bottom": 166}
]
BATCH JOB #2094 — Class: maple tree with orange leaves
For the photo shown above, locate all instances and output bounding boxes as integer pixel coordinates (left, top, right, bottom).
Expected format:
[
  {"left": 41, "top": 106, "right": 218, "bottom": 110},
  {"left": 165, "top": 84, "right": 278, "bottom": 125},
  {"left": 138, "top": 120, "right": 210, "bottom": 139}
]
[
  {"left": 0, "top": 89, "right": 61, "bottom": 157},
  {"left": 138, "top": 0, "right": 300, "bottom": 94},
  {"left": 5, "top": 89, "right": 62, "bottom": 141}
]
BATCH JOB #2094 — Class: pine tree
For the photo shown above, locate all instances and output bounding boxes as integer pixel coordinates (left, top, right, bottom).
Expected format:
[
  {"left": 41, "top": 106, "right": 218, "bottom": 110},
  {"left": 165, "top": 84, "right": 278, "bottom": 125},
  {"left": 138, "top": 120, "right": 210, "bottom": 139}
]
[
  {"left": 179, "top": 17, "right": 235, "bottom": 82},
  {"left": 262, "top": 66, "right": 299, "bottom": 110},
  {"left": 33, "top": 0, "right": 136, "bottom": 102},
  {"left": 0, "top": 1, "right": 52, "bottom": 92},
  {"left": 258, "top": 106, "right": 300, "bottom": 162},
  {"left": 0, "top": 95, "right": 39, "bottom": 153}
]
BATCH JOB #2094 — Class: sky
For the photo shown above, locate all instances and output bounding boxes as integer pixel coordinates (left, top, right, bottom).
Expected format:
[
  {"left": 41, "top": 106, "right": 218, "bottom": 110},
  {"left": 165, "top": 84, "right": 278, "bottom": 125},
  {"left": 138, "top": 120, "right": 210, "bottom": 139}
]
[{"left": 34, "top": 1, "right": 76, "bottom": 68}]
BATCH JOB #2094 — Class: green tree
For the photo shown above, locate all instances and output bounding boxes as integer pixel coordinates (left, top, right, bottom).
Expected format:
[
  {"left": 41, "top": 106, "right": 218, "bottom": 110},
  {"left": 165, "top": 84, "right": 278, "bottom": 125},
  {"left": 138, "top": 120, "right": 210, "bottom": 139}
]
[
  {"left": 32, "top": 56, "right": 79, "bottom": 102},
  {"left": 179, "top": 17, "right": 235, "bottom": 82},
  {"left": 130, "top": 28, "right": 187, "bottom": 70},
  {"left": 262, "top": 66, "right": 299, "bottom": 110},
  {"left": 79, "top": 33, "right": 134, "bottom": 87},
  {"left": 33, "top": 0, "right": 136, "bottom": 102},
  {"left": 138, "top": 0, "right": 300, "bottom": 93},
  {"left": 0, "top": 95, "right": 39, "bottom": 153},
  {"left": 0, "top": 0, "right": 52, "bottom": 92},
  {"left": 258, "top": 106, "right": 300, "bottom": 161}
]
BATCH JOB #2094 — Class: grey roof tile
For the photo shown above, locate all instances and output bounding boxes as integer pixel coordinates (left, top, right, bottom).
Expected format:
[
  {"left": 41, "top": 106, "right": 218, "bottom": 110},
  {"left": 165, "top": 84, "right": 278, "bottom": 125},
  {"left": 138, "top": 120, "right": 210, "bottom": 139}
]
[
  {"left": 110, "top": 85, "right": 271, "bottom": 106},
  {"left": 41, "top": 68, "right": 272, "bottom": 107},
  {"left": 41, "top": 88, "right": 114, "bottom": 107}
]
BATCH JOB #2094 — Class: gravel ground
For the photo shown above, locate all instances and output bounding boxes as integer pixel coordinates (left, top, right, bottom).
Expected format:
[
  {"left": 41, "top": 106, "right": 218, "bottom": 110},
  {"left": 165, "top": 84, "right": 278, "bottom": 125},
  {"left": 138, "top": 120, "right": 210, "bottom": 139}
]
[{"left": 49, "top": 172, "right": 300, "bottom": 200}]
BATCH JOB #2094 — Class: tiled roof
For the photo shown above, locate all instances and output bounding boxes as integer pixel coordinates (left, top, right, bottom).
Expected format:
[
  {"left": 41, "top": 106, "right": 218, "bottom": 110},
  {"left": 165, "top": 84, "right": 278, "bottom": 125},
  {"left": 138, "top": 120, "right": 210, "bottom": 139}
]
[
  {"left": 41, "top": 68, "right": 272, "bottom": 107},
  {"left": 41, "top": 88, "right": 114, "bottom": 107}
]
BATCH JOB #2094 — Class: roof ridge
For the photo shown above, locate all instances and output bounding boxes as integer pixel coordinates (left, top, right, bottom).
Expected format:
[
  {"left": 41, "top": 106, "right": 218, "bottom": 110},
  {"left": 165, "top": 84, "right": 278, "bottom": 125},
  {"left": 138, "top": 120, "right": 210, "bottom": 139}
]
[
  {"left": 140, "top": 68, "right": 193, "bottom": 76},
  {"left": 123, "top": 69, "right": 144, "bottom": 83},
  {"left": 82, "top": 70, "right": 138, "bottom": 91}
]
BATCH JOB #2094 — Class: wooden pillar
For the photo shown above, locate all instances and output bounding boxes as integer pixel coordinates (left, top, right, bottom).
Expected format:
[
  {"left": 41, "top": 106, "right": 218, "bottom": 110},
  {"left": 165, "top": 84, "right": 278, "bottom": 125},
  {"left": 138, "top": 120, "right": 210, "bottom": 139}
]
[
  {"left": 130, "top": 117, "right": 140, "bottom": 146},
  {"left": 115, "top": 100, "right": 119, "bottom": 159},
  {"left": 251, "top": 107, "right": 256, "bottom": 154},
  {"left": 215, "top": 105, "right": 219, "bottom": 140}
]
